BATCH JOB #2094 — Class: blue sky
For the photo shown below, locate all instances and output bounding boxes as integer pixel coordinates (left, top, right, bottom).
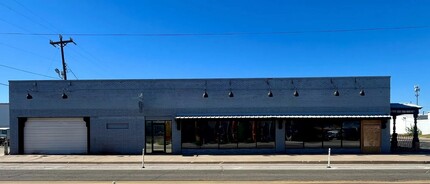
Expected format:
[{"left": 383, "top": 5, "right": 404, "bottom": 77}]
[{"left": 0, "top": 0, "right": 429, "bottom": 113}]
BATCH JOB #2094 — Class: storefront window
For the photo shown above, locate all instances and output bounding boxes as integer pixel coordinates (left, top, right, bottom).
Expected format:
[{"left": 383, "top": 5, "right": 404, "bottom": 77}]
[
  {"left": 285, "top": 121, "right": 304, "bottom": 148},
  {"left": 218, "top": 121, "right": 238, "bottom": 149},
  {"left": 304, "top": 122, "right": 323, "bottom": 148},
  {"left": 145, "top": 121, "right": 152, "bottom": 153},
  {"left": 342, "top": 121, "right": 361, "bottom": 148},
  {"left": 181, "top": 121, "right": 200, "bottom": 148},
  {"left": 238, "top": 121, "right": 256, "bottom": 148},
  {"left": 181, "top": 119, "right": 275, "bottom": 149},
  {"left": 323, "top": 122, "right": 342, "bottom": 148},
  {"left": 257, "top": 121, "right": 276, "bottom": 148},
  {"left": 285, "top": 119, "right": 361, "bottom": 149},
  {"left": 201, "top": 121, "right": 218, "bottom": 149}
]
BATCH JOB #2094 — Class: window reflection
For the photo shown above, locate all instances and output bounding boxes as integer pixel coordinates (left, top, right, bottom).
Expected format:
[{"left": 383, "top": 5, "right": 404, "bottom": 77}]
[
  {"left": 257, "top": 121, "right": 275, "bottom": 148},
  {"left": 181, "top": 121, "right": 200, "bottom": 149},
  {"left": 342, "top": 121, "right": 360, "bottom": 148},
  {"left": 304, "top": 122, "right": 323, "bottom": 148},
  {"left": 323, "top": 122, "right": 342, "bottom": 148},
  {"left": 238, "top": 121, "right": 256, "bottom": 148},
  {"left": 219, "top": 121, "right": 238, "bottom": 148},
  {"left": 181, "top": 120, "right": 275, "bottom": 149},
  {"left": 145, "top": 121, "right": 152, "bottom": 153},
  {"left": 285, "top": 120, "right": 361, "bottom": 149},
  {"left": 201, "top": 121, "right": 218, "bottom": 148},
  {"left": 285, "top": 121, "right": 304, "bottom": 148}
]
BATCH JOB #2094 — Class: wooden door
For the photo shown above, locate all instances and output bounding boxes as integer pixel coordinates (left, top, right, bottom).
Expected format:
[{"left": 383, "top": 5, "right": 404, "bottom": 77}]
[{"left": 361, "top": 120, "right": 381, "bottom": 153}]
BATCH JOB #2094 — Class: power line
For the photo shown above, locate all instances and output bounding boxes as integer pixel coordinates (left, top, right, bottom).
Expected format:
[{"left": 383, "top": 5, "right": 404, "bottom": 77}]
[
  {"left": 11, "top": 0, "right": 62, "bottom": 33},
  {"left": 0, "top": 83, "right": 9, "bottom": 86},
  {"left": 68, "top": 67, "right": 79, "bottom": 80},
  {"left": 0, "top": 25, "right": 428, "bottom": 37},
  {"left": 0, "top": 17, "right": 52, "bottom": 41},
  {"left": 0, "top": 64, "right": 57, "bottom": 79},
  {"left": 0, "top": 1, "right": 55, "bottom": 33},
  {"left": 0, "top": 41, "right": 57, "bottom": 62}
]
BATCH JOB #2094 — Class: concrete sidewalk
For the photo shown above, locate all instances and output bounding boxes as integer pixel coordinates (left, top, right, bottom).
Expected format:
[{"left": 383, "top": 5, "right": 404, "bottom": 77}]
[{"left": 0, "top": 153, "right": 429, "bottom": 164}]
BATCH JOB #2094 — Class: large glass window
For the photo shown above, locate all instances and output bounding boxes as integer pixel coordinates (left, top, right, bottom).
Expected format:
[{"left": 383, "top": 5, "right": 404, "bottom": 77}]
[
  {"left": 201, "top": 121, "right": 218, "bottom": 149},
  {"left": 285, "top": 121, "right": 304, "bottom": 148},
  {"left": 181, "top": 121, "right": 200, "bottom": 149},
  {"left": 323, "top": 122, "right": 342, "bottom": 148},
  {"left": 238, "top": 121, "right": 256, "bottom": 148},
  {"left": 145, "top": 121, "right": 153, "bottom": 153},
  {"left": 285, "top": 119, "right": 362, "bottom": 149},
  {"left": 257, "top": 121, "right": 276, "bottom": 148},
  {"left": 342, "top": 121, "right": 360, "bottom": 148},
  {"left": 181, "top": 119, "right": 275, "bottom": 149},
  {"left": 219, "top": 121, "right": 238, "bottom": 148},
  {"left": 304, "top": 122, "right": 323, "bottom": 148}
]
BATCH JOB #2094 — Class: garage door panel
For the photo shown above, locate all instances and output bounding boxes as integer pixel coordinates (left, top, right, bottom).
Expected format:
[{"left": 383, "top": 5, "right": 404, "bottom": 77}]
[{"left": 24, "top": 118, "right": 87, "bottom": 154}]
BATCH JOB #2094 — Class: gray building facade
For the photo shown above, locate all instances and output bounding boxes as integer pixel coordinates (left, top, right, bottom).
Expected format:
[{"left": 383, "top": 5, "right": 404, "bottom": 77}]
[
  {"left": 9, "top": 76, "right": 391, "bottom": 155},
  {"left": 0, "top": 103, "right": 9, "bottom": 128}
]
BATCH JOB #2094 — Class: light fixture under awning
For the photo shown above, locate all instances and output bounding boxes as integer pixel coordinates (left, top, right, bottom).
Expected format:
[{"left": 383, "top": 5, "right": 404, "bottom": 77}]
[{"left": 175, "top": 114, "right": 391, "bottom": 119}]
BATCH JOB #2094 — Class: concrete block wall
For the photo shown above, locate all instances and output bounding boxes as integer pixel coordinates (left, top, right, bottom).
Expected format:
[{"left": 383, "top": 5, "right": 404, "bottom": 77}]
[
  {"left": 90, "top": 116, "right": 144, "bottom": 154},
  {"left": 381, "top": 119, "right": 391, "bottom": 153},
  {"left": 8, "top": 76, "right": 391, "bottom": 154},
  {"left": 172, "top": 119, "right": 181, "bottom": 154}
]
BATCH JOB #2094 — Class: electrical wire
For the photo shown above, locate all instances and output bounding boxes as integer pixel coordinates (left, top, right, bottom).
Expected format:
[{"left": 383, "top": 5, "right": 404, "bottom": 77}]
[
  {"left": 0, "top": 25, "right": 428, "bottom": 37},
  {"left": 0, "top": 83, "right": 9, "bottom": 86},
  {"left": 0, "top": 41, "right": 57, "bottom": 62},
  {"left": 65, "top": 63, "right": 78, "bottom": 80},
  {"left": 0, "top": 64, "right": 57, "bottom": 79},
  {"left": 0, "top": 1, "right": 56, "bottom": 33},
  {"left": 11, "top": 0, "right": 62, "bottom": 33},
  {"left": 68, "top": 68, "right": 78, "bottom": 80}
]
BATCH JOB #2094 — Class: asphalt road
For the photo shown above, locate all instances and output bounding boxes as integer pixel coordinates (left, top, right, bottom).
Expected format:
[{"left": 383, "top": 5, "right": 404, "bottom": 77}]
[{"left": 1, "top": 169, "right": 430, "bottom": 181}]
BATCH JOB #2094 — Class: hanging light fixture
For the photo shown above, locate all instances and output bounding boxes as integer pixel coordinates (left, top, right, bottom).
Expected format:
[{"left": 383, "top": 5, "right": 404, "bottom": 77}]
[
  {"left": 293, "top": 90, "right": 299, "bottom": 97},
  {"left": 355, "top": 78, "right": 366, "bottom": 96},
  {"left": 62, "top": 93, "right": 68, "bottom": 99},
  {"left": 203, "top": 80, "right": 208, "bottom": 98},
  {"left": 203, "top": 90, "right": 208, "bottom": 98},
  {"left": 291, "top": 80, "right": 299, "bottom": 97},
  {"left": 266, "top": 79, "right": 273, "bottom": 97},
  {"left": 359, "top": 89, "right": 365, "bottom": 96},
  {"left": 331, "top": 79, "right": 340, "bottom": 96},
  {"left": 228, "top": 80, "right": 234, "bottom": 97},
  {"left": 26, "top": 82, "right": 37, "bottom": 100},
  {"left": 228, "top": 91, "right": 234, "bottom": 97},
  {"left": 334, "top": 90, "right": 340, "bottom": 96},
  {"left": 268, "top": 90, "right": 273, "bottom": 97}
]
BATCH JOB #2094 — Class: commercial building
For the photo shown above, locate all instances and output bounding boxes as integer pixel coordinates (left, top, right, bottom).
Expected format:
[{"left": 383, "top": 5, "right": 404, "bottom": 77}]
[
  {"left": 0, "top": 103, "right": 9, "bottom": 128},
  {"left": 8, "top": 76, "right": 392, "bottom": 155}
]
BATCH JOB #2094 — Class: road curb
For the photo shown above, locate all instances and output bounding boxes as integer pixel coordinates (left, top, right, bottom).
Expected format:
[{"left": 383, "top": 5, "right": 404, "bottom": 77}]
[{"left": 0, "top": 160, "right": 429, "bottom": 164}]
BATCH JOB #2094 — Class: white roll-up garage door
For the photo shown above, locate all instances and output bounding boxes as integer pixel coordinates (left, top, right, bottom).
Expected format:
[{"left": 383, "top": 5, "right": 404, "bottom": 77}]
[{"left": 24, "top": 118, "right": 87, "bottom": 154}]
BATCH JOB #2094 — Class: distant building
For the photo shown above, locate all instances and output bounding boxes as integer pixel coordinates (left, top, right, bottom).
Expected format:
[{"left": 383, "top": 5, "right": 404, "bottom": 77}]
[
  {"left": 0, "top": 103, "right": 9, "bottom": 128},
  {"left": 390, "top": 111, "right": 430, "bottom": 135},
  {"left": 8, "top": 77, "right": 392, "bottom": 155}
]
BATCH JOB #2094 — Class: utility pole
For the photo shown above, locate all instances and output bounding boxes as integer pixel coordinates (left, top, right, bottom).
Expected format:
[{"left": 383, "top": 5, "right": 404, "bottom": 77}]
[{"left": 50, "top": 34, "right": 76, "bottom": 80}]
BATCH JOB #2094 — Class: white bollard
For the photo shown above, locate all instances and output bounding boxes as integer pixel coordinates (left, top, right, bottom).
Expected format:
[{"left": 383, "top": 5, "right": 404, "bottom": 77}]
[
  {"left": 142, "top": 148, "right": 145, "bottom": 168},
  {"left": 327, "top": 148, "right": 331, "bottom": 168}
]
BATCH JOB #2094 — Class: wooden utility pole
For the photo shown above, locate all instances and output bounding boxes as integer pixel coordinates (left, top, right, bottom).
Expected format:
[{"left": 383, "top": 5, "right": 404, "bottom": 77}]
[{"left": 50, "top": 34, "right": 76, "bottom": 80}]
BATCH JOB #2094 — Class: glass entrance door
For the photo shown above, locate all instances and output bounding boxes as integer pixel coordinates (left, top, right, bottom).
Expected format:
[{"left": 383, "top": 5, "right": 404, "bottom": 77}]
[
  {"left": 145, "top": 120, "right": 172, "bottom": 154},
  {"left": 152, "top": 124, "right": 165, "bottom": 152}
]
